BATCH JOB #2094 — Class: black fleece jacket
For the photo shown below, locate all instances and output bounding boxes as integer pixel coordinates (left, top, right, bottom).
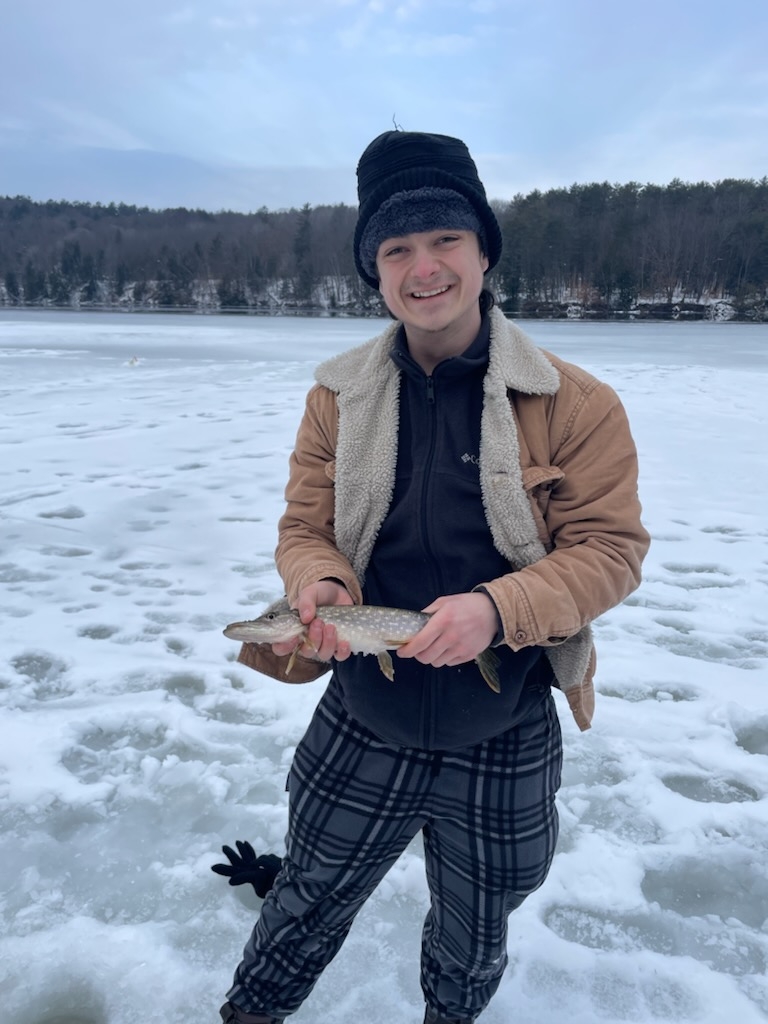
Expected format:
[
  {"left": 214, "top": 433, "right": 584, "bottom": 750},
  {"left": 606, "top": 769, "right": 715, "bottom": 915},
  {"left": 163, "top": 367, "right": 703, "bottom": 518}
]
[{"left": 330, "top": 316, "right": 551, "bottom": 750}]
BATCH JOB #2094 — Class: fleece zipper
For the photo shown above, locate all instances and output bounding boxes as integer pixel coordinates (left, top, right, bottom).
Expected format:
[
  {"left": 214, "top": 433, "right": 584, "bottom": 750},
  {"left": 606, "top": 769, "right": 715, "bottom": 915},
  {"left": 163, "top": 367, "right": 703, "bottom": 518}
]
[{"left": 417, "top": 371, "right": 443, "bottom": 748}]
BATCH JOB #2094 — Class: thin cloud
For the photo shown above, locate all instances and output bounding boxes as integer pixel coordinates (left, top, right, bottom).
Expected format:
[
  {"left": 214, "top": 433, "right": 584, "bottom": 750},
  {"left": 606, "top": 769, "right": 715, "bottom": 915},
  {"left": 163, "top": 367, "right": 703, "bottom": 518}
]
[
  {"left": 382, "top": 32, "right": 476, "bottom": 56},
  {"left": 36, "top": 102, "right": 149, "bottom": 152}
]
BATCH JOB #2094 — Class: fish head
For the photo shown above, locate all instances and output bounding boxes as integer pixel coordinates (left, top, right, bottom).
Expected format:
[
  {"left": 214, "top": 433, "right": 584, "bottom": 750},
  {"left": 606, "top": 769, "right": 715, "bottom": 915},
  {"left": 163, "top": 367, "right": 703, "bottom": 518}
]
[{"left": 223, "top": 596, "right": 304, "bottom": 644}]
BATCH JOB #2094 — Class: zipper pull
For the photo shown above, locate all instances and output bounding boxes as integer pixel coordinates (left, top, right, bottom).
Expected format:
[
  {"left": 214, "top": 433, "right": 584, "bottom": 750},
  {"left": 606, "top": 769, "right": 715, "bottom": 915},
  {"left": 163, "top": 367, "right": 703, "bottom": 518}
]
[{"left": 426, "top": 376, "right": 435, "bottom": 404}]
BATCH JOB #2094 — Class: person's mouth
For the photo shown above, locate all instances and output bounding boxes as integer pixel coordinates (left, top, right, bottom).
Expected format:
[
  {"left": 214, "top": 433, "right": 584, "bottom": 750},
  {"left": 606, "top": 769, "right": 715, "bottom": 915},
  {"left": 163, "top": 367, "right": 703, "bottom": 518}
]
[{"left": 410, "top": 284, "right": 451, "bottom": 299}]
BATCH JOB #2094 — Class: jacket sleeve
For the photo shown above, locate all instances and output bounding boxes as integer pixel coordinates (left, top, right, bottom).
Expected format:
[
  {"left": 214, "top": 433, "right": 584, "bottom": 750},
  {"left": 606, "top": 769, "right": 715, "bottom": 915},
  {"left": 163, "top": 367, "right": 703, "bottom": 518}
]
[
  {"left": 276, "top": 384, "right": 363, "bottom": 605},
  {"left": 480, "top": 380, "right": 650, "bottom": 650}
]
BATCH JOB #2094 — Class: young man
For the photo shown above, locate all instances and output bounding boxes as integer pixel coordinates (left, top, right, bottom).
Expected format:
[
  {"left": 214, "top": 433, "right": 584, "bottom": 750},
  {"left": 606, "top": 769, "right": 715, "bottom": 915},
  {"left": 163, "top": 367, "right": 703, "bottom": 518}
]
[{"left": 219, "top": 130, "right": 650, "bottom": 1024}]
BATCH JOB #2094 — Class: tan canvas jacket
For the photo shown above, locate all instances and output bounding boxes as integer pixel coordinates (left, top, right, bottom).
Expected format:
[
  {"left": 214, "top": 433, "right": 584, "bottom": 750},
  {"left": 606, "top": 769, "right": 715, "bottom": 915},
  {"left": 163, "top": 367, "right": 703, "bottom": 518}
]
[{"left": 239, "top": 307, "right": 650, "bottom": 731}]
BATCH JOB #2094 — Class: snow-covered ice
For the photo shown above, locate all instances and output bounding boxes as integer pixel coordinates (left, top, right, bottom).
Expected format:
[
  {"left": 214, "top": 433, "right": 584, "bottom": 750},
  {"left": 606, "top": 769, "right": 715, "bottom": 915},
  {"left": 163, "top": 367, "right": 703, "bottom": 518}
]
[{"left": 0, "top": 310, "right": 766, "bottom": 1024}]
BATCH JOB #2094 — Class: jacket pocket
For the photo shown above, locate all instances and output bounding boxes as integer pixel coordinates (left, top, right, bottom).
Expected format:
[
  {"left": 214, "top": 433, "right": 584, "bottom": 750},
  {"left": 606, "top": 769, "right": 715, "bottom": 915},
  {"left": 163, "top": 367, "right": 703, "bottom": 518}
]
[{"left": 522, "top": 465, "right": 564, "bottom": 550}]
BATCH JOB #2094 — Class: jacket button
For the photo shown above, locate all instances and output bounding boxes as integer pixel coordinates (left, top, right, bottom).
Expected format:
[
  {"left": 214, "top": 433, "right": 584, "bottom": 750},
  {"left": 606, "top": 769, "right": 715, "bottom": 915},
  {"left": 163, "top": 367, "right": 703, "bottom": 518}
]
[{"left": 514, "top": 630, "right": 527, "bottom": 643}]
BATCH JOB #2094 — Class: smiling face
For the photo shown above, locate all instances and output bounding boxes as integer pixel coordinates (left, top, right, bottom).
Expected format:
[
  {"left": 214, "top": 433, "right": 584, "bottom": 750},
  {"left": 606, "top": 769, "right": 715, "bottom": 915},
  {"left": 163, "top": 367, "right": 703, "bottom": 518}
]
[{"left": 375, "top": 228, "right": 490, "bottom": 370}]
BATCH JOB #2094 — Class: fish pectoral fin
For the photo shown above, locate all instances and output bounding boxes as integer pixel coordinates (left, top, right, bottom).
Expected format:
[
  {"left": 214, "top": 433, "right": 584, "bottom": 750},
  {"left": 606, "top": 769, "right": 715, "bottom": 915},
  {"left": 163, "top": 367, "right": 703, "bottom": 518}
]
[
  {"left": 377, "top": 651, "right": 395, "bottom": 681},
  {"left": 475, "top": 649, "right": 501, "bottom": 693},
  {"left": 285, "top": 636, "right": 317, "bottom": 677}
]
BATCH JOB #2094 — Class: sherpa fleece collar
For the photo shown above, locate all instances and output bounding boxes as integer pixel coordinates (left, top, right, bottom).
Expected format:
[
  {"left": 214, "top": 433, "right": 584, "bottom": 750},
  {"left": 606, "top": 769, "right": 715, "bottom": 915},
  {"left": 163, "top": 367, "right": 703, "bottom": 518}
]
[{"left": 316, "top": 306, "right": 560, "bottom": 399}]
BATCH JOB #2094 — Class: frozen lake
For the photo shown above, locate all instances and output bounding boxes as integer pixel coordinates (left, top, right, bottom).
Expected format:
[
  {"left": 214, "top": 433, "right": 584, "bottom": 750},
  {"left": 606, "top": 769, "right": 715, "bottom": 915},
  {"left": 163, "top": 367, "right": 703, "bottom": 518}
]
[{"left": 1, "top": 311, "right": 767, "bottom": 1024}]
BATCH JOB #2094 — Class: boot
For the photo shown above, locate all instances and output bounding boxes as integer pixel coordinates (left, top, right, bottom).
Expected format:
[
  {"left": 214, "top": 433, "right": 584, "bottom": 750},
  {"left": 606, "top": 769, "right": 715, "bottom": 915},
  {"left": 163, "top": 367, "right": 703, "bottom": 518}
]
[
  {"left": 219, "top": 1001, "right": 284, "bottom": 1024},
  {"left": 423, "top": 1006, "right": 476, "bottom": 1024}
]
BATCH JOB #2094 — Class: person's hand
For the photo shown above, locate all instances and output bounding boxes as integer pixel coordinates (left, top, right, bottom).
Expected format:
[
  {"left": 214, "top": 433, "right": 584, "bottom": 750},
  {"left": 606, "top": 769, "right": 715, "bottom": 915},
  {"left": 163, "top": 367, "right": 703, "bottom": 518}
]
[
  {"left": 271, "top": 580, "right": 354, "bottom": 663},
  {"left": 211, "top": 840, "right": 281, "bottom": 898},
  {"left": 396, "top": 592, "right": 499, "bottom": 668}
]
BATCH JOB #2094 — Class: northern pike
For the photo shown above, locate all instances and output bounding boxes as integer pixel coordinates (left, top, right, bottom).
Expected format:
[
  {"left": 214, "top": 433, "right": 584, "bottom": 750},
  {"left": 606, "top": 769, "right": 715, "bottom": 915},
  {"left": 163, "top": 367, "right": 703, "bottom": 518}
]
[{"left": 223, "top": 597, "right": 501, "bottom": 692}]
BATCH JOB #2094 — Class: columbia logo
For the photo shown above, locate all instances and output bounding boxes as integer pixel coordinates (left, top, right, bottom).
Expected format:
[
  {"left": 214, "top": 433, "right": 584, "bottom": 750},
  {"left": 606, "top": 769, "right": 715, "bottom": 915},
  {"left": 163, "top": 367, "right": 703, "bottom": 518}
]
[{"left": 461, "top": 453, "right": 480, "bottom": 466}]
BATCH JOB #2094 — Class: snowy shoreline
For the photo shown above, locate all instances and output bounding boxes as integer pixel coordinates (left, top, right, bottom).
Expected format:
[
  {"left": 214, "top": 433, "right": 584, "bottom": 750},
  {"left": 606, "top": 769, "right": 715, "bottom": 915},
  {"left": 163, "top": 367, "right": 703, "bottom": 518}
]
[{"left": 1, "top": 297, "right": 764, "bottom": 322}]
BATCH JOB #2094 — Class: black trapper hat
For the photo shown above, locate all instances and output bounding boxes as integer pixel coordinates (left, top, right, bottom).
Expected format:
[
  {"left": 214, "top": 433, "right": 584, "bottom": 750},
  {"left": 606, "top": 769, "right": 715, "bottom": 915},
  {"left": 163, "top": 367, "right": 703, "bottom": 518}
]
[{"left": 353, "top": 130, "right": 503, "bottom": 289}]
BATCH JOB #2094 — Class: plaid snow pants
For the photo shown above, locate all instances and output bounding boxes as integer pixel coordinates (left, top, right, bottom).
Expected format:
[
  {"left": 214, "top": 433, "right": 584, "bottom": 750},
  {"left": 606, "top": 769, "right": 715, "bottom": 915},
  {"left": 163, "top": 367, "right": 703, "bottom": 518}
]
[{"left": 227, "top": 683, "right": 562, "bottom": 1021}]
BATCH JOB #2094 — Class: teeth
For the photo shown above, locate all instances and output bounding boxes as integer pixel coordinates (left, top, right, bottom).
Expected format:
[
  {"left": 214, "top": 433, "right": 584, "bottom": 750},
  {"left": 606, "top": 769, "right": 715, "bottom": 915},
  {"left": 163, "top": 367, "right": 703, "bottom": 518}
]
[{"left": 412, "top": 285, "right": 449, "bottom": 298}]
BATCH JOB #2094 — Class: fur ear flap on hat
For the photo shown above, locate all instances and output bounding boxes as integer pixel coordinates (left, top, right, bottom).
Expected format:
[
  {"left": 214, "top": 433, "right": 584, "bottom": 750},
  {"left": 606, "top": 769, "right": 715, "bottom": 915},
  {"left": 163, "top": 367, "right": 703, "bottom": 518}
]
[{"left": 353, "top": 131, "right": 502, "bottom": 289}]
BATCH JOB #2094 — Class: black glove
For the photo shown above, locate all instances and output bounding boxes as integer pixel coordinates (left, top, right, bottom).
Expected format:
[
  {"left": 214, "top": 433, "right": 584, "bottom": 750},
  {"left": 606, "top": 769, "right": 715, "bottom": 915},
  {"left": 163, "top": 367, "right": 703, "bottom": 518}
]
[{"left": 211, "top": 840, "right": 281, "bottom": 898}]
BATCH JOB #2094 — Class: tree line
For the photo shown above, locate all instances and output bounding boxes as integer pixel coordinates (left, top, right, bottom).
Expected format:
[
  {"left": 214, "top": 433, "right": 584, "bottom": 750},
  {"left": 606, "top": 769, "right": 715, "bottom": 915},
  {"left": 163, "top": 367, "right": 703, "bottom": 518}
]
[{"left": 1, "top": 177, "right": 766, "bottom": 319}]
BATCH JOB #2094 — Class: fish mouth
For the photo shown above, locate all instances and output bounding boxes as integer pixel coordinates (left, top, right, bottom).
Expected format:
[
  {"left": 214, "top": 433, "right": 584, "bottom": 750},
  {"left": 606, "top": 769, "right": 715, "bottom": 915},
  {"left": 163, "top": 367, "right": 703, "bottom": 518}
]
[{"left": 223, "top": 623, "right": 254, "bottom": 640}]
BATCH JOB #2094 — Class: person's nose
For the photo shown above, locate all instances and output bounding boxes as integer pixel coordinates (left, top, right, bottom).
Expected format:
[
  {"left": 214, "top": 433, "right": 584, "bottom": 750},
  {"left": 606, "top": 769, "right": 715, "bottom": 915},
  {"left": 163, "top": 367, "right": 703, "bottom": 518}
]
[{"left": 411, "top": 245, "right": 440, "bottom": 280}]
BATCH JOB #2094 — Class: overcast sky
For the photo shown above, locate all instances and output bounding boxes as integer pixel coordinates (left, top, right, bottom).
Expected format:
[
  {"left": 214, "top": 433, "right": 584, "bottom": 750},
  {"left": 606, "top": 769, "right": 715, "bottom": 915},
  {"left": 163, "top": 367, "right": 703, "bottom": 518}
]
[{"left": 3, "top": 0, "right": 767, "bottom": 213}]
